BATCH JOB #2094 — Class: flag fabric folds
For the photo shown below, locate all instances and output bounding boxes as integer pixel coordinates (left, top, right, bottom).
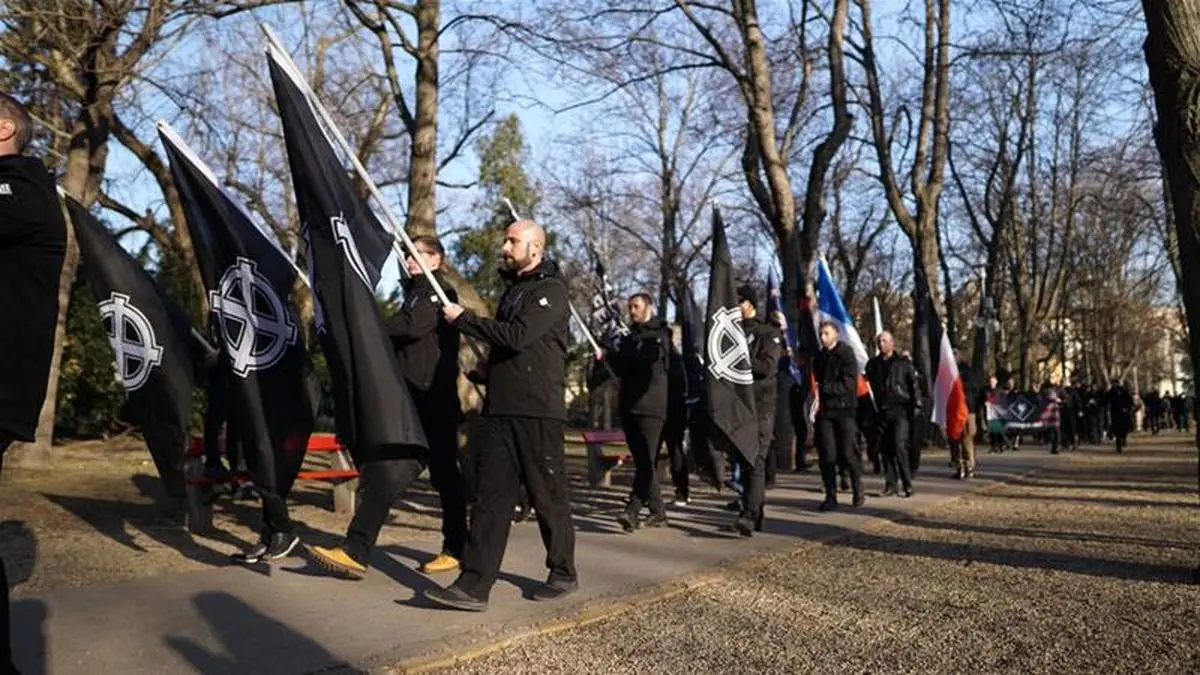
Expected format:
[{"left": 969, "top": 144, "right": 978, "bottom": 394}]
[
  {"left": 915, "top": 267, "right": 969, "bottom": 441},
  {"left": 765, "top": 267, "right": 801, "bottom": 383},
  {"left": 268, "top": 46, "right": 427, "bottom": 462},
  {"left": 67, "top": 195, "right": 195, "bottom": 497},
  {"left": 702, "top": 205, "right": 758, "bottom": 463},
  {"left": 159, "top": 123, "right": 316, "bottom": 498}
]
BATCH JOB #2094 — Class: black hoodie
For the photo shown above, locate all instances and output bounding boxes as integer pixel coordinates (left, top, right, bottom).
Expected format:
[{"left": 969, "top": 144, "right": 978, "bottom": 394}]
[
  {"left": 0, "top": 155, "right": 67, "bottom": 443},
  {"left": 611, "top": 317, "right": 670, "bottom": 419},
  {"left": 456, "top": 259, "right": 569, "bottom": 420},
  {"left": 387, "top": 270, "right": 460, "bottom": 408}
]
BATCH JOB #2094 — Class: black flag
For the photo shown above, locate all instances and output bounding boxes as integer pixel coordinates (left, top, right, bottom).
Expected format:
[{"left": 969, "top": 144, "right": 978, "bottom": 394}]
[
  {"left": 159, "top": 124, "right": 316, "bottom": 498},
  {"left": 678, "top": 283, "right": 719, "bottom": 487},
  {"left": 268, "top": 47, "right": 427, "bottom": 461},
  {"left": 703, "top": 205, "right": 758, "bottom": 463},
  {"left": 67, "top": 196, "right": 194, "bottom": 497}
]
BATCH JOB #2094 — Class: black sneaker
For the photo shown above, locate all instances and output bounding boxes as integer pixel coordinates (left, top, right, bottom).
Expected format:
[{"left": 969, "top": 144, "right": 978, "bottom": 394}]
[
  {"left": 616, "top": 511, "right": 639, "bottom": 533},
  {"left": 262, "top": 532, "right": 300, "bottom": 561},
  {"left": 231, "top": 540, "right": 269, "bottom": 564},
  {"left": 819, "top": 499, "right": 838, "bottom": 512},
  {"left": 902, "top": 487, "right": 914, "bottom": 498},
  {"left": 425, "top": 585, "right": 488, "bottom": 612},
  {"left": 723, "top": 499, "right": 743, "bottom": 512},
  {"left": 531, "top": 577, "right": 579, "bottom": 602},
  {"left": 731, "top": 515, "right": 754, "bottom": 537},
  {"left": 642, "top": 512, "right": 668, "bottom": 528},
  {"left": 852, "top": 493, "right": 865, "bottom": 507},
  {"left": 881, "top": 485, "right": 898, "bottom": 497}
]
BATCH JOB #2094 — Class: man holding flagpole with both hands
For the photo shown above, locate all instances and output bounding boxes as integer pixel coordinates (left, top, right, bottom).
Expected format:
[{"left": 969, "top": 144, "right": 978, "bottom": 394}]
[{"left": 424, "top": 219, "right": 579, "bottom": 612}]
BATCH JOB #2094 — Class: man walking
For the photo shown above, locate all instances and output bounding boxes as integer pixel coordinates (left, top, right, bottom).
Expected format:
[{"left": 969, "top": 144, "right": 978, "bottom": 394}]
[
  {"left": 865, "top": 331, "right": 920, "bottom": 496},
  {"left": 733, "top": 284, "right": 781, "bottom": 534},
  {"left": 309, "top": 236, "right": 469, "bottom": 579},
  {"left": 813, "top": 321, "right": 864, "bottom": 510},
  {"left": 608, "top": 292, "right": 671, "bottom": 532},
  {"left": 425, "top": 220, "right": 577, "bottom": 611},
  {"left": 0, "top": 92, "right": 68, "bottom": 675}
]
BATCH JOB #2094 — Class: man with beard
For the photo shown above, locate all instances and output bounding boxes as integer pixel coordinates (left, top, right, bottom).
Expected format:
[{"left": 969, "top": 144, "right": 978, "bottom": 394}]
[
  {"left": 865, "top": 331, "right": 920, "bottom": 495},
  {"left": 309, "top": 236, "right": 469, "bottom": 579},
  {"left": 0, "top": 92, "right": 67, "bottom": 675},
  {"left": 813, "top": 321, "right": 864, "bottom": 510},
  {"left": 608, "top": 292, "right": 671, "bottom": 532},
  {"left": 425, "top": 220, "right": 577, "bottom": 612},
  {"left": 732, "top": 284, "right": 782, "bottom": 535}
]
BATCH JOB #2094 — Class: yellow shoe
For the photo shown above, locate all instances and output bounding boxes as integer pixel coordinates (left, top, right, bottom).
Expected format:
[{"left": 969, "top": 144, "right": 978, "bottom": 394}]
[
  {"left": 421, "top": 553, "right": 461, "bottom": 574},
  {"left": 309, "top": 545, "right": 367, "bottom": 579}
]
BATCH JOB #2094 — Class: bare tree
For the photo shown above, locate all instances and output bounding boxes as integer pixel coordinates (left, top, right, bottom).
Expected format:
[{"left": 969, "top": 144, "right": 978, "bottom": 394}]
[
  {"left": 342, "top": 0, "right": 506, "bottom": 316},
  {"left": 824, "top": 146, "right": 891, "bottom": 315},
  {"left": 0, "top": 0, "right": 203, "bottom": 464},
  {"left": 854, "top": 0, "right": 952, "bottom": 316}
]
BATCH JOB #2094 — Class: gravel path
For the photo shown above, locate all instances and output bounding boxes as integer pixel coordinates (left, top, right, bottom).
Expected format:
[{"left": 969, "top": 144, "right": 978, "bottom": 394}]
[{"left": 436, "top": 439, "right": 1200, "bottom": 674}]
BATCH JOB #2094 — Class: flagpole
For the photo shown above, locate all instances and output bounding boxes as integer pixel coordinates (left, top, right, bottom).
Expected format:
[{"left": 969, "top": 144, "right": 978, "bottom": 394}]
[
  {"left": 502, "top": 198, "right": 605, "bottom": 357},
  {"left": 261, "top": 25, "right": 449, "bottom": 308}
]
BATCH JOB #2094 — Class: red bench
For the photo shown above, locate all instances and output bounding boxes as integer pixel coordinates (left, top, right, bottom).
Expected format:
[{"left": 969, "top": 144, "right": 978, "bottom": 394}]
[
  {"left": 582, "top": 429, "right": 632, "bottom": 488},
  {"left": 183, "top": 432, "right": 359, "bottom": 533}
]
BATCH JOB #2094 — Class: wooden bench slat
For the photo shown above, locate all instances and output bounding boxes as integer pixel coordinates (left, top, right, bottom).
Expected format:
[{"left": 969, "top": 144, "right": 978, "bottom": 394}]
[
  {"left": 581, "top": 430, "right": 626, "bottom": 444},
  {"left": 297, "top": 469, "right": 360, "bottom": 481}
]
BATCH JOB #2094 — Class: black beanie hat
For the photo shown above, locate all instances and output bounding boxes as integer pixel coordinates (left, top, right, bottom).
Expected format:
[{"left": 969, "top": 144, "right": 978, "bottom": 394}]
[{"left": 736, "top": 284, "right": 758, "bottom": 308}]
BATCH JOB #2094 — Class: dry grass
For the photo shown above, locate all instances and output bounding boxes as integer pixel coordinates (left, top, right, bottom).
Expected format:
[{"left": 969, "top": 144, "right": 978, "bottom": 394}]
[{"left": 440, "top": 438, "right": 1200, "bottom": 674}]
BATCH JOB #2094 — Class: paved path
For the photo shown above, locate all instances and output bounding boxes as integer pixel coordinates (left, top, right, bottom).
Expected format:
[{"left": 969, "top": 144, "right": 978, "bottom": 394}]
[{"left": 11, "top": 450, "right": 1055, "bottom": 674}]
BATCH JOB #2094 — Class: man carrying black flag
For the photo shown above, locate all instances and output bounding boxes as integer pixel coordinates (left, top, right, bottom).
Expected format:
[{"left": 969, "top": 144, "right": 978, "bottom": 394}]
[
  {"left": 309, "top": 235, "right": 469, "bottom": 578},
  {"left": 267, "top": 47, "right": 436, "bottom": 574},
  {"left": 160, "top": 123, "right": 315, "bottom": 562},
  {"left": 0, "top": 91, "right": 66, "bottom": 675},
  {"left": 425, "top": 219, "right": 578, "bottom": 612},
  {"left": 704, "top": 206, "right": 762, "bottom": 537}
]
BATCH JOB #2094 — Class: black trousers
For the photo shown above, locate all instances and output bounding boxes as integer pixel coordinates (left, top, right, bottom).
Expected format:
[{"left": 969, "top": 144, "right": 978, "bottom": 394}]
[
  {"left": 909, "top": 415, "right": 925, "bottom": 473},
  {"left": 344, "top": 421, "right": 467, "bottom": 565},
  {"left": 815, "top": 415, "right": 861, "bottom": 500},
  {"left": 621, "top": 413, "right": 666, "bottom": 515},
  {"left": 0, "top": 443, "right": 13, "bottom": 674},
  {"left": 767, "top": 394, "right": 793, "bottom": 481},
  {"left": 788, "top": 387, "right": 811, "bottom": 469},
  {"left": 663, "top": 412, "right": 689, "bottom": 500},
  {"left": 1, "top": 553, "right": 10, "bottom": 675},
  {"left": 879, "top": 413, "right": 913, "bottom": 491},
  {"left": 455, "top": 416, "right": 576, "bottom": 601}
]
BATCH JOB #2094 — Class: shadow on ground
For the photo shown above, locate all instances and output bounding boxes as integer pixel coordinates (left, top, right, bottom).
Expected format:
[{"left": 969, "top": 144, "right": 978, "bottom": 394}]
[{"left": 163, "top": 592, "right": 366, "bottom": 674}]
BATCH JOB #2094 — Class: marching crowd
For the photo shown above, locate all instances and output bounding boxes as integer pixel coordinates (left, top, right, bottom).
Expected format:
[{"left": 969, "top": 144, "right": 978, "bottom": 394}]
[{"left": 1, "top": 87, "right": 1193, "bottom": 671}]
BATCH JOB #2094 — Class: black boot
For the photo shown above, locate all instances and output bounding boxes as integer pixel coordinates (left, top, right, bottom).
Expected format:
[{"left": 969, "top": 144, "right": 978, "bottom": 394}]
[{"left": 616, "top": 502, "right": 641, "bottom": 533}]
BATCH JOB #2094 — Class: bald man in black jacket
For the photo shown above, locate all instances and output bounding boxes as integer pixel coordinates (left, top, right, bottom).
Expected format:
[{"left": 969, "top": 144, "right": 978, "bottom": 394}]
[{"left": 0, "top": 91, "right": 67, "bottom": 675}]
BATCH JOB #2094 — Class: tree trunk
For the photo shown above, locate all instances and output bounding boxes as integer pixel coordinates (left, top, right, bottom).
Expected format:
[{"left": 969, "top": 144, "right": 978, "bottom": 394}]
[
  {"left": 405, "top": 1, "right": 440, "bottom": 240},
  {"left": 1142, "top": 0, "right": 1200, "bottom": 505}
]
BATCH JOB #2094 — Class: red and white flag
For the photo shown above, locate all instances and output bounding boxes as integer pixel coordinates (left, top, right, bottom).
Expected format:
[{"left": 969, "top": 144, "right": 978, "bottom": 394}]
[{"left": 917, "top": 269, "right": 970, "bottom": 440}]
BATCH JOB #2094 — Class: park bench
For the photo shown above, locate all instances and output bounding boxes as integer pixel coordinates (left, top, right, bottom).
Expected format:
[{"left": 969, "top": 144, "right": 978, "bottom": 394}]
[
  {"left": 182, "top": 432, "right": 359, "bottom": 533},
  {"left": 582, "top": 429, "right": 632, "bottom": 488}
]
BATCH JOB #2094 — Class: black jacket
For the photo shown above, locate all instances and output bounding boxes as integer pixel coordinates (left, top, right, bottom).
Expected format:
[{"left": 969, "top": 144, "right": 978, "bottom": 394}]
[
  {"left": 745, "top": 315, "right": 783, "bottom": 409},
  {"left": 866, "top": 352, "right": 921, "bottom": 415},
  {"left": 814, "top": 341, "right": 858, "bottom": 419},
  {"left": 611, "top": 317, "right": 670, "bottom": 419},
  {"left": 0, "top": 155, "right": 67, "bottom": 443},
  {"left": 457, "top": 259, "right": 569, "bottom": 420},
  {"left": 388, "top": 271, "right": 460, "bottom": 409}
]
